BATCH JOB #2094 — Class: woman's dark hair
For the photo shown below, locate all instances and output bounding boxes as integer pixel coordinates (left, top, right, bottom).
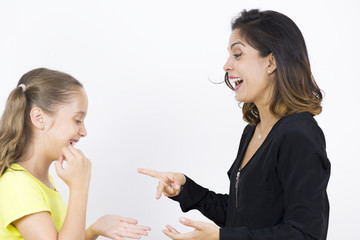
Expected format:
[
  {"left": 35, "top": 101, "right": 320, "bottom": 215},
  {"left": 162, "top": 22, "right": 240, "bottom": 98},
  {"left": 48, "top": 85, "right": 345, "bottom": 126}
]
[{"left": 225, "top": 9, "right": 322, "bottom": 125}]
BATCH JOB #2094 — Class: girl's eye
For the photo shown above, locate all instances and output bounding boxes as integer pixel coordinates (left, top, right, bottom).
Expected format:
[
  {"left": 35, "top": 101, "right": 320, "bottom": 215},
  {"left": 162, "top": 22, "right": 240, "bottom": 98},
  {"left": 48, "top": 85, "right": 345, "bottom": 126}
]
[
  {"left": 75, "top": 120, "right": 82, "bottom": 124},
  {"left": 233, "top": 53, "right": 242, "bottom": 59}
]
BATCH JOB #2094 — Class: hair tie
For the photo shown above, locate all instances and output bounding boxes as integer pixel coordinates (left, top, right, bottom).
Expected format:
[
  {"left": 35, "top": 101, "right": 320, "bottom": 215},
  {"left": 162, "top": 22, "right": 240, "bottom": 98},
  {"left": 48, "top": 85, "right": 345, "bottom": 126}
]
[{"left": 18, "top": 84, "right": 26, "bottom": 92}]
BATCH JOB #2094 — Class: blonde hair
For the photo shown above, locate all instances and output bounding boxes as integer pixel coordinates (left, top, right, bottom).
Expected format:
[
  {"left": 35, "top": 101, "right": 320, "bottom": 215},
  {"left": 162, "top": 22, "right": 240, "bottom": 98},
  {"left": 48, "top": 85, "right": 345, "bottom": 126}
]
[{"left": 0, "top": 68, "right": 83, "bottom": 176}]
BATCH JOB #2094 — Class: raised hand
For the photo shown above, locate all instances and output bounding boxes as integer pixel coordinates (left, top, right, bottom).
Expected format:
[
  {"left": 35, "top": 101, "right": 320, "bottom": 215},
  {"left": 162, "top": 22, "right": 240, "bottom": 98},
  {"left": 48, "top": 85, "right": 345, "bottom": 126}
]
[
  {"left": 87, "top": 215, "right": 151, "bottom": 240},
  {"left": 54, "top": 145, "right": 91, "bottom": 190},
  {"left": 137, "top": 168, "right": 186, "bottom": 199},
  {"left": 163, "top": 218, "right": 219, "bottom": 240}
]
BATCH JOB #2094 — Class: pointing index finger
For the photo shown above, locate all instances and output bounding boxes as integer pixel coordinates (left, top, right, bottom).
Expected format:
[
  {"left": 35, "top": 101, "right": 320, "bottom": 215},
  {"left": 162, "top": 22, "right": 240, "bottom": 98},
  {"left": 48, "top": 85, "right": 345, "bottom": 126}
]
[{"left": 137, "top": 168, "right": 162, "bottom": 180}]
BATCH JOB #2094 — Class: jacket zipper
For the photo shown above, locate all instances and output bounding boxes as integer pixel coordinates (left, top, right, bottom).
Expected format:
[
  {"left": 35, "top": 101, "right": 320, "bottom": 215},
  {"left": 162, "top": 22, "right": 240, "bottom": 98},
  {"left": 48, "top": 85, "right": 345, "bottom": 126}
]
[{"left": 235, "top": 170, "right": 240, "bottom": 209}]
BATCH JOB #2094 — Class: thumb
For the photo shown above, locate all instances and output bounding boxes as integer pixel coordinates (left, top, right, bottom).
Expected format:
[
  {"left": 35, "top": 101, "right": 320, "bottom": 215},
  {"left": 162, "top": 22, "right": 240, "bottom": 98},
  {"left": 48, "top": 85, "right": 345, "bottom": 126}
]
[{"left": 179, "top": 217, "right": 200, "bottom": 230}]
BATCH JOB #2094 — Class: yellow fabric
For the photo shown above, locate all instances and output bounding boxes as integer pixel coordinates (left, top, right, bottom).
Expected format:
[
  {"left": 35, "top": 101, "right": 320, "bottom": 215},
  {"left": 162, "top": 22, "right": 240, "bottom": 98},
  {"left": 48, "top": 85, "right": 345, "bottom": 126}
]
[{"left": 0, "top": 163, "right": 67, "bottom": 239}]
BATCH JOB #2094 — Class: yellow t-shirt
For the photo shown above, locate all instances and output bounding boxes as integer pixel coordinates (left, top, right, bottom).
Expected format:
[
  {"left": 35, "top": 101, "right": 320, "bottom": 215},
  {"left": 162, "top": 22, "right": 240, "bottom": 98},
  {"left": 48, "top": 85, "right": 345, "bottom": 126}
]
[{"left": 0, "top": 163, "right": 67, "bottom": 239}]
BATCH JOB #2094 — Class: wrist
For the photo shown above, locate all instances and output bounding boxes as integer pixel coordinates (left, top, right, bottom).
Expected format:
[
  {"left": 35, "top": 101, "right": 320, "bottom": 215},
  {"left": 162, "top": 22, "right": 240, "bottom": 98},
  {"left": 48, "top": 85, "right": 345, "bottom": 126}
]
[
  {"left": 85, "top": 225, "right": 99, "bottom": 240},
  {"left": 69, "top": 183, "right": 90, "bottom": 193}
]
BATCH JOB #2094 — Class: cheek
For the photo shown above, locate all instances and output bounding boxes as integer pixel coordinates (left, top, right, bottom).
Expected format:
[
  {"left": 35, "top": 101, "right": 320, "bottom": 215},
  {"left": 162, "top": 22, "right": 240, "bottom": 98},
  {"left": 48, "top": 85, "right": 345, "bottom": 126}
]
[{"left": 246, "top": 64, "right": 268, "bottom": 87}]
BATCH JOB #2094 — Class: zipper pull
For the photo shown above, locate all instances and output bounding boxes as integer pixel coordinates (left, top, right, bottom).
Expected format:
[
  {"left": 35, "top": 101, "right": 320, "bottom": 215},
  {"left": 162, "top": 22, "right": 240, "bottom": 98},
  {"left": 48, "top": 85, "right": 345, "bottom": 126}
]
[{"left": 235, "top": 170, "right": 240, "bottom": 209}]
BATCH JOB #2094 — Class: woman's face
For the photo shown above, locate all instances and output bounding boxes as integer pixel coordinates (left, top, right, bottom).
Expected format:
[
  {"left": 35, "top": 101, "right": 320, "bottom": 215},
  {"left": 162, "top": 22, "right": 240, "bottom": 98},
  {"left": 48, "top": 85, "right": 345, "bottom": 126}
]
[
  {"left": 223, "top": 29, "right": 274, "bottom": 105},
  {"left": 42, "top": 88, "right": 88, "bottom": 161}
]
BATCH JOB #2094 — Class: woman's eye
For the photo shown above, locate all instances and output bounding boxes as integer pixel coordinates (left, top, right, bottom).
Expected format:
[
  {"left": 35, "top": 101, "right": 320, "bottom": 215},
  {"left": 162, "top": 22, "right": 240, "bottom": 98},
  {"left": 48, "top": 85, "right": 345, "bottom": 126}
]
[
  {"left": 75, "top": 120, "right": 82, "bottom": 124},
  {"left": 233, "top": 53, "right": 242, "bottom": 58}
]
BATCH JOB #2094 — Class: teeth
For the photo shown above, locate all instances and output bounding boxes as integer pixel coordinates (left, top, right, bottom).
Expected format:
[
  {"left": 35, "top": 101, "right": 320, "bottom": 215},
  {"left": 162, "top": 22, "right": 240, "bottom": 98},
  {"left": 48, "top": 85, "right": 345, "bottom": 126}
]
[{"left": 230, "top": 77, "right": 243, "bottom": 84}]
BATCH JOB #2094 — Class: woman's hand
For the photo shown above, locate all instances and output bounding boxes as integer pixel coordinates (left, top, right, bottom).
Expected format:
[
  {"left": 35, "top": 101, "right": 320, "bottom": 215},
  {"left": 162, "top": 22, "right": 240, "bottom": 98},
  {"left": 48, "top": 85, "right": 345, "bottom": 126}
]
[
  {"left": 163, "top": 217, "right": 219, "bottom": 240},
  {"left": 54, "top": 145, "right": 91, "bottom": 190},
  {"left": 137, "top": 168, "right": 186, "bottom": 199},
  {"left": 86, "top": 215, "right": 151, "bottom": 240}
]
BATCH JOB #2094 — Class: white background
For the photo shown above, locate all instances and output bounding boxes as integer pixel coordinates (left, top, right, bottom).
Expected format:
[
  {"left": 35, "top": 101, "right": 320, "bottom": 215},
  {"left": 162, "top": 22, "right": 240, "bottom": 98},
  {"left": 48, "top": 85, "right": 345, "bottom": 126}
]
[{"left": 0, "top": 0, "right": 359, "bottom": 239}]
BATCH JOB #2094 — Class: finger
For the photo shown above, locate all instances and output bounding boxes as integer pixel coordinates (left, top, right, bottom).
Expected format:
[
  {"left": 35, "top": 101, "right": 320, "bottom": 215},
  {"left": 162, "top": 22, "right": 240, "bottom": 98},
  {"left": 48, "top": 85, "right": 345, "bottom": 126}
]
[
  {"left": 67, "top": 144, "right": 84, "bottom": 157},
  {"left": 137, "top": 168, "right": 162, "bottom": 180},
  {"left": 170, "top": 176, "right": 181, "bottom": 190},
  {"left": 108, "top": 235, "right": 125, "bottom": 240},
  {"left": 163, "top": 183, "right": 176, "bottom": 197},
  {"left": 113, "top": 237, "right": 125, "bottom": 240},
  {"left": 122, "top": 229, "right": 150, "bottom": 236},
  {"left": 114, "top": 230, "right": 146, "bottom": 239},
  {"left": 156, "top": 181, "right": 165, "bottom": 199},
  {"left": 60, "top": 146, "right": 76, "bottom": 162},
  {"left": 54, "top": 156, "right": 64, "bottom": 174},
  {"left": 161, "top": 178, "right": 172, "bottom": 188},
  {"left": 120, "top": 222, "right": 151, "bottom": 231},
  {"left": 179, "top": 217, "right": 201, "bottom": 230},
  {"left": 135, "top": 225, "right": 151, "bottom": 231},
  {"left": 163, "top": 229, "right": 181, "bottom": 240},
  {"left": 166, "top": 225, "right": 180, "bottom": 234},
  {"left": 116, "top": 216, "right": 138, "bottom": 224}
]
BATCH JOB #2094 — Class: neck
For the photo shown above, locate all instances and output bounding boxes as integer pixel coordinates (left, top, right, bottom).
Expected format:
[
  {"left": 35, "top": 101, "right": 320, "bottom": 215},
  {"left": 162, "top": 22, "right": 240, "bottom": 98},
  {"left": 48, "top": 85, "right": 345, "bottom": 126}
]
[
  {"left": 257, "top": 105, "right": 278, "bottom": 128},
  {"left": 255, "top": 104, "right": 280, "bottom": 140},
  {"left": 16, "top": 143, "right": 53, "bottom": 188}
]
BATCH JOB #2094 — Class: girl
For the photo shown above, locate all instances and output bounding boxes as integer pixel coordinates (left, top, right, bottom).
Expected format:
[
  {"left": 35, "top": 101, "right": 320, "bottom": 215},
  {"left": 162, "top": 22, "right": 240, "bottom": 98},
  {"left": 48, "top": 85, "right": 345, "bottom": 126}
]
[
  {"left": 0, "top": 68, "right": 151, "bottom": 240},
  {"left": 138, "top": 9, "right": 330, "bottom": 240}
]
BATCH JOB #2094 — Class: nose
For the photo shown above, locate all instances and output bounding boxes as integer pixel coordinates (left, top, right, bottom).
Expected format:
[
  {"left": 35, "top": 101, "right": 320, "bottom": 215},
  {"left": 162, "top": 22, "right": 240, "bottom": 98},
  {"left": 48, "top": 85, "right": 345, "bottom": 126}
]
[
  {"left": 79, "top": 124, "right": 87, "bottom": 138},
  {"left": 223, "top": 57, "right": 233, "bottom": 72}
]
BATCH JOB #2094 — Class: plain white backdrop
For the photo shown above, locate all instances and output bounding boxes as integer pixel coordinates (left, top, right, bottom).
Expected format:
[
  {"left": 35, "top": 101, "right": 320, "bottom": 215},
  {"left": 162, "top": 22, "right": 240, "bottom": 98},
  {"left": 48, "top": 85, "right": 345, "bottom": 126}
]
[{"left": 0, "top": 0, "right": 359, "bottom": 239}]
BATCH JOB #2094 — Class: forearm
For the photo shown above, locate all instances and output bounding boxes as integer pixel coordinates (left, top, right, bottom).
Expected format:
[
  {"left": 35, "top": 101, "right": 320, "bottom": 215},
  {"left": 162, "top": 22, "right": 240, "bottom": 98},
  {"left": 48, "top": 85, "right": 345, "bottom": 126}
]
[
  {"left": 58, "top": 187, "right": 89, "bottom": 240},
  {"left": 171, "top": 176, "right": 228, "bottom": 226},
  {"left": 85, "top": 226, "right": 98, "bottom": 240}
]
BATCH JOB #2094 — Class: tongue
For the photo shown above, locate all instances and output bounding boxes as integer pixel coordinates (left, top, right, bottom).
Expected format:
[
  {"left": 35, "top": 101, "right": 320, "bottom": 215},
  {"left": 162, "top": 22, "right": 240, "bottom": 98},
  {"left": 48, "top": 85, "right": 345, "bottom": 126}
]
[{"left": 235, "top": 82, "right": 242, "bottom": 91}]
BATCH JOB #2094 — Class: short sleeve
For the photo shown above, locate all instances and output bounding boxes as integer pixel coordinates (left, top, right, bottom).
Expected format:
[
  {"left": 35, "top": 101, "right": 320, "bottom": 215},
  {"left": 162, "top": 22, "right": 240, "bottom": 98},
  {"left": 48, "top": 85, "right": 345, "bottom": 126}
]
[{"left": 0, "top": 171, "right": 50, "bottom": 229}]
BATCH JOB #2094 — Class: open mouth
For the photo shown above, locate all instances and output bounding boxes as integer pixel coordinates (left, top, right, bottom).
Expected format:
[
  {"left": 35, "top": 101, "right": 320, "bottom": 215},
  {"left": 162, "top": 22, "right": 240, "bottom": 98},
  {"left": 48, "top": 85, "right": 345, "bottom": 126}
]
[
  {"left": 70, "top": 139, "right": 78, "bottom": 146},
  {"left": 230, "top": 77, "right": 243, "bottom": 90}
]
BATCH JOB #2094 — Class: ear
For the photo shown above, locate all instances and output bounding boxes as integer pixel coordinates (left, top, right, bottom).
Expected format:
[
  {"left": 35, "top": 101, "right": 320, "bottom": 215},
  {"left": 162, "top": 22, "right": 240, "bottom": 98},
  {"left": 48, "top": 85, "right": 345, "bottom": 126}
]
[
  {"left": 267, "top": 53, "right": 277, "bottom": 74},
  {"left": 29, "top": 107, "right": 46, "bottom": 130}
]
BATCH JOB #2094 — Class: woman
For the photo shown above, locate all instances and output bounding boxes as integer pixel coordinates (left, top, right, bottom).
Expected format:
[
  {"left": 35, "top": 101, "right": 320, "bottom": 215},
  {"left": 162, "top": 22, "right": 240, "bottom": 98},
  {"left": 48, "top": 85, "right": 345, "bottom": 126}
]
[
  {"left": 0, "top": 68, "right": 151, "bottom": 239},
  {"left": 138, "top": 9, "right": 330, "bottom": 240}
]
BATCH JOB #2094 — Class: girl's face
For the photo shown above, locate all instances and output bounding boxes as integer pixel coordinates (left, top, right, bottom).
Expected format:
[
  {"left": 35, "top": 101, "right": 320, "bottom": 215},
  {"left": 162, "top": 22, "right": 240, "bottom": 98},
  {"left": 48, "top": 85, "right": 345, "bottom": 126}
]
[
  {"left": 223, "top": 29, "right": 274, "bottom": 105},
  {"left": 43, "top": 88, "right": 88, "bottom": 161}
]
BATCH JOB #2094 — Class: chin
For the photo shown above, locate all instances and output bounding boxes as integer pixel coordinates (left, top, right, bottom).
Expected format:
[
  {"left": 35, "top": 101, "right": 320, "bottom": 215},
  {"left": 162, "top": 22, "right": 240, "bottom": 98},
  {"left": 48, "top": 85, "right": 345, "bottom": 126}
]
[
  {"left": 235, "top": 95, "right": 245, "bottom": 102},
  {"left": 235, "top": 93, "right": 252, "bottom": 103}
]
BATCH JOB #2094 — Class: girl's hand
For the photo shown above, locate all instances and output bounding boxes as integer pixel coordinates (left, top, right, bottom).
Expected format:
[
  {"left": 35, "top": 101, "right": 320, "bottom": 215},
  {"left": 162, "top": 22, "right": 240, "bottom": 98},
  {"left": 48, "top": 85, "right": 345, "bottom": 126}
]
[
  {"left": 87, "top": 215, "right": 151, "bottom": 240},
  {"left": 54, "top": 145, "right": 91, "bottom": 190},
  {"left": 163, "top": 218, "right": 219, "bottom": 240},
  {"left": 137, "top": 168, "right": 186, "bottom": 199}
]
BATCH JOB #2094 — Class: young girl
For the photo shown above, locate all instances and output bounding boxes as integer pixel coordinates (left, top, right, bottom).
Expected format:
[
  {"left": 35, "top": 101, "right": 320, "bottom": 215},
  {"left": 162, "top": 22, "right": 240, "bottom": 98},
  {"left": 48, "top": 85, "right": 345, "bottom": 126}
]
[{"left": 0, "top": 68, "right": 151, "bottom": 240}]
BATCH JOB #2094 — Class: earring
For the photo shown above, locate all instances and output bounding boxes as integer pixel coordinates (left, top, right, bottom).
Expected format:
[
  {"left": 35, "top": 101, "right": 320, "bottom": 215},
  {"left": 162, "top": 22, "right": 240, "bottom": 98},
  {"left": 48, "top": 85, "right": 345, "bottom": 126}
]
[
  {"left": 268, "top": 70, "right": 271, "bottom": 73},
  {"left": 40, "top": 125, "right": 44, "bottom": 130}
]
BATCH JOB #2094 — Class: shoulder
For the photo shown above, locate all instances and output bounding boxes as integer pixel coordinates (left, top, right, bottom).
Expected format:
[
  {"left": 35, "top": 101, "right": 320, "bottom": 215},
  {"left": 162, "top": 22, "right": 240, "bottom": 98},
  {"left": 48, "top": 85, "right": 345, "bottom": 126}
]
[
  {"left": 274, "top": 113, "right": 326, "bottom": 151},
  {"left": 243, "top": 123, "right": 255, "bottom": 135},
  {"left": 277, "top": 112, "right": 320, "bottom": 130},
  {"left": 275, "top": 112, "right": 325, "bottom": 142},
  {"left": 0, "top": 166, "right": 32, "bottom": 189},
  {"left": 0, "top": 165, "right": 50, "bottom": 226},
  {"left": 0, "top": 165, "right": 43, "bottom": 202}
]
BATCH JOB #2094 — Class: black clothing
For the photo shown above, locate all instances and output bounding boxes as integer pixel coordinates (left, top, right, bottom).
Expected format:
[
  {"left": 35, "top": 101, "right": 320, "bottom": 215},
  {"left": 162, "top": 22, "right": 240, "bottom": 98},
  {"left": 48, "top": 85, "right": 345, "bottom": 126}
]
[{"left": 171, "top": 112, "right": 330, "bottom": 240}]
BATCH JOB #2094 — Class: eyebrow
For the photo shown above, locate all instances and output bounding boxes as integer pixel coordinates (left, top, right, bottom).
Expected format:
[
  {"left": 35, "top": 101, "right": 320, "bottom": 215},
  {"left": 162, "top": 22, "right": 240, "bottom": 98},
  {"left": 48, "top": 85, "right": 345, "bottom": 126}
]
[
  {"left": 75, "top": 111, "right": 86, "bottom": 116},
  {"left": 229, "top": 41, "right": 246, "bottom": 50}
]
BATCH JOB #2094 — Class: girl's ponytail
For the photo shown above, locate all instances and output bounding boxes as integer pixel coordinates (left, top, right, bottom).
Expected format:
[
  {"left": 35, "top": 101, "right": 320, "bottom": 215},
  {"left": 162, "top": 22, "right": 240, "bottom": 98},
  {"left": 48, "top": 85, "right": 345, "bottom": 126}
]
[{"left": 0, "top": 85, "right": 29, "bottom": 176}]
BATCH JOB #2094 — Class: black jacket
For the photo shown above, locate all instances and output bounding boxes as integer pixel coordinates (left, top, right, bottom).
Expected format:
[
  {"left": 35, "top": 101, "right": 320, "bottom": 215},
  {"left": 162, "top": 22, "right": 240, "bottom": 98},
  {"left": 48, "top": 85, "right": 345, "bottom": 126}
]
[{"left": 171, "top": 112, "right": 330, "bottom": 240}]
